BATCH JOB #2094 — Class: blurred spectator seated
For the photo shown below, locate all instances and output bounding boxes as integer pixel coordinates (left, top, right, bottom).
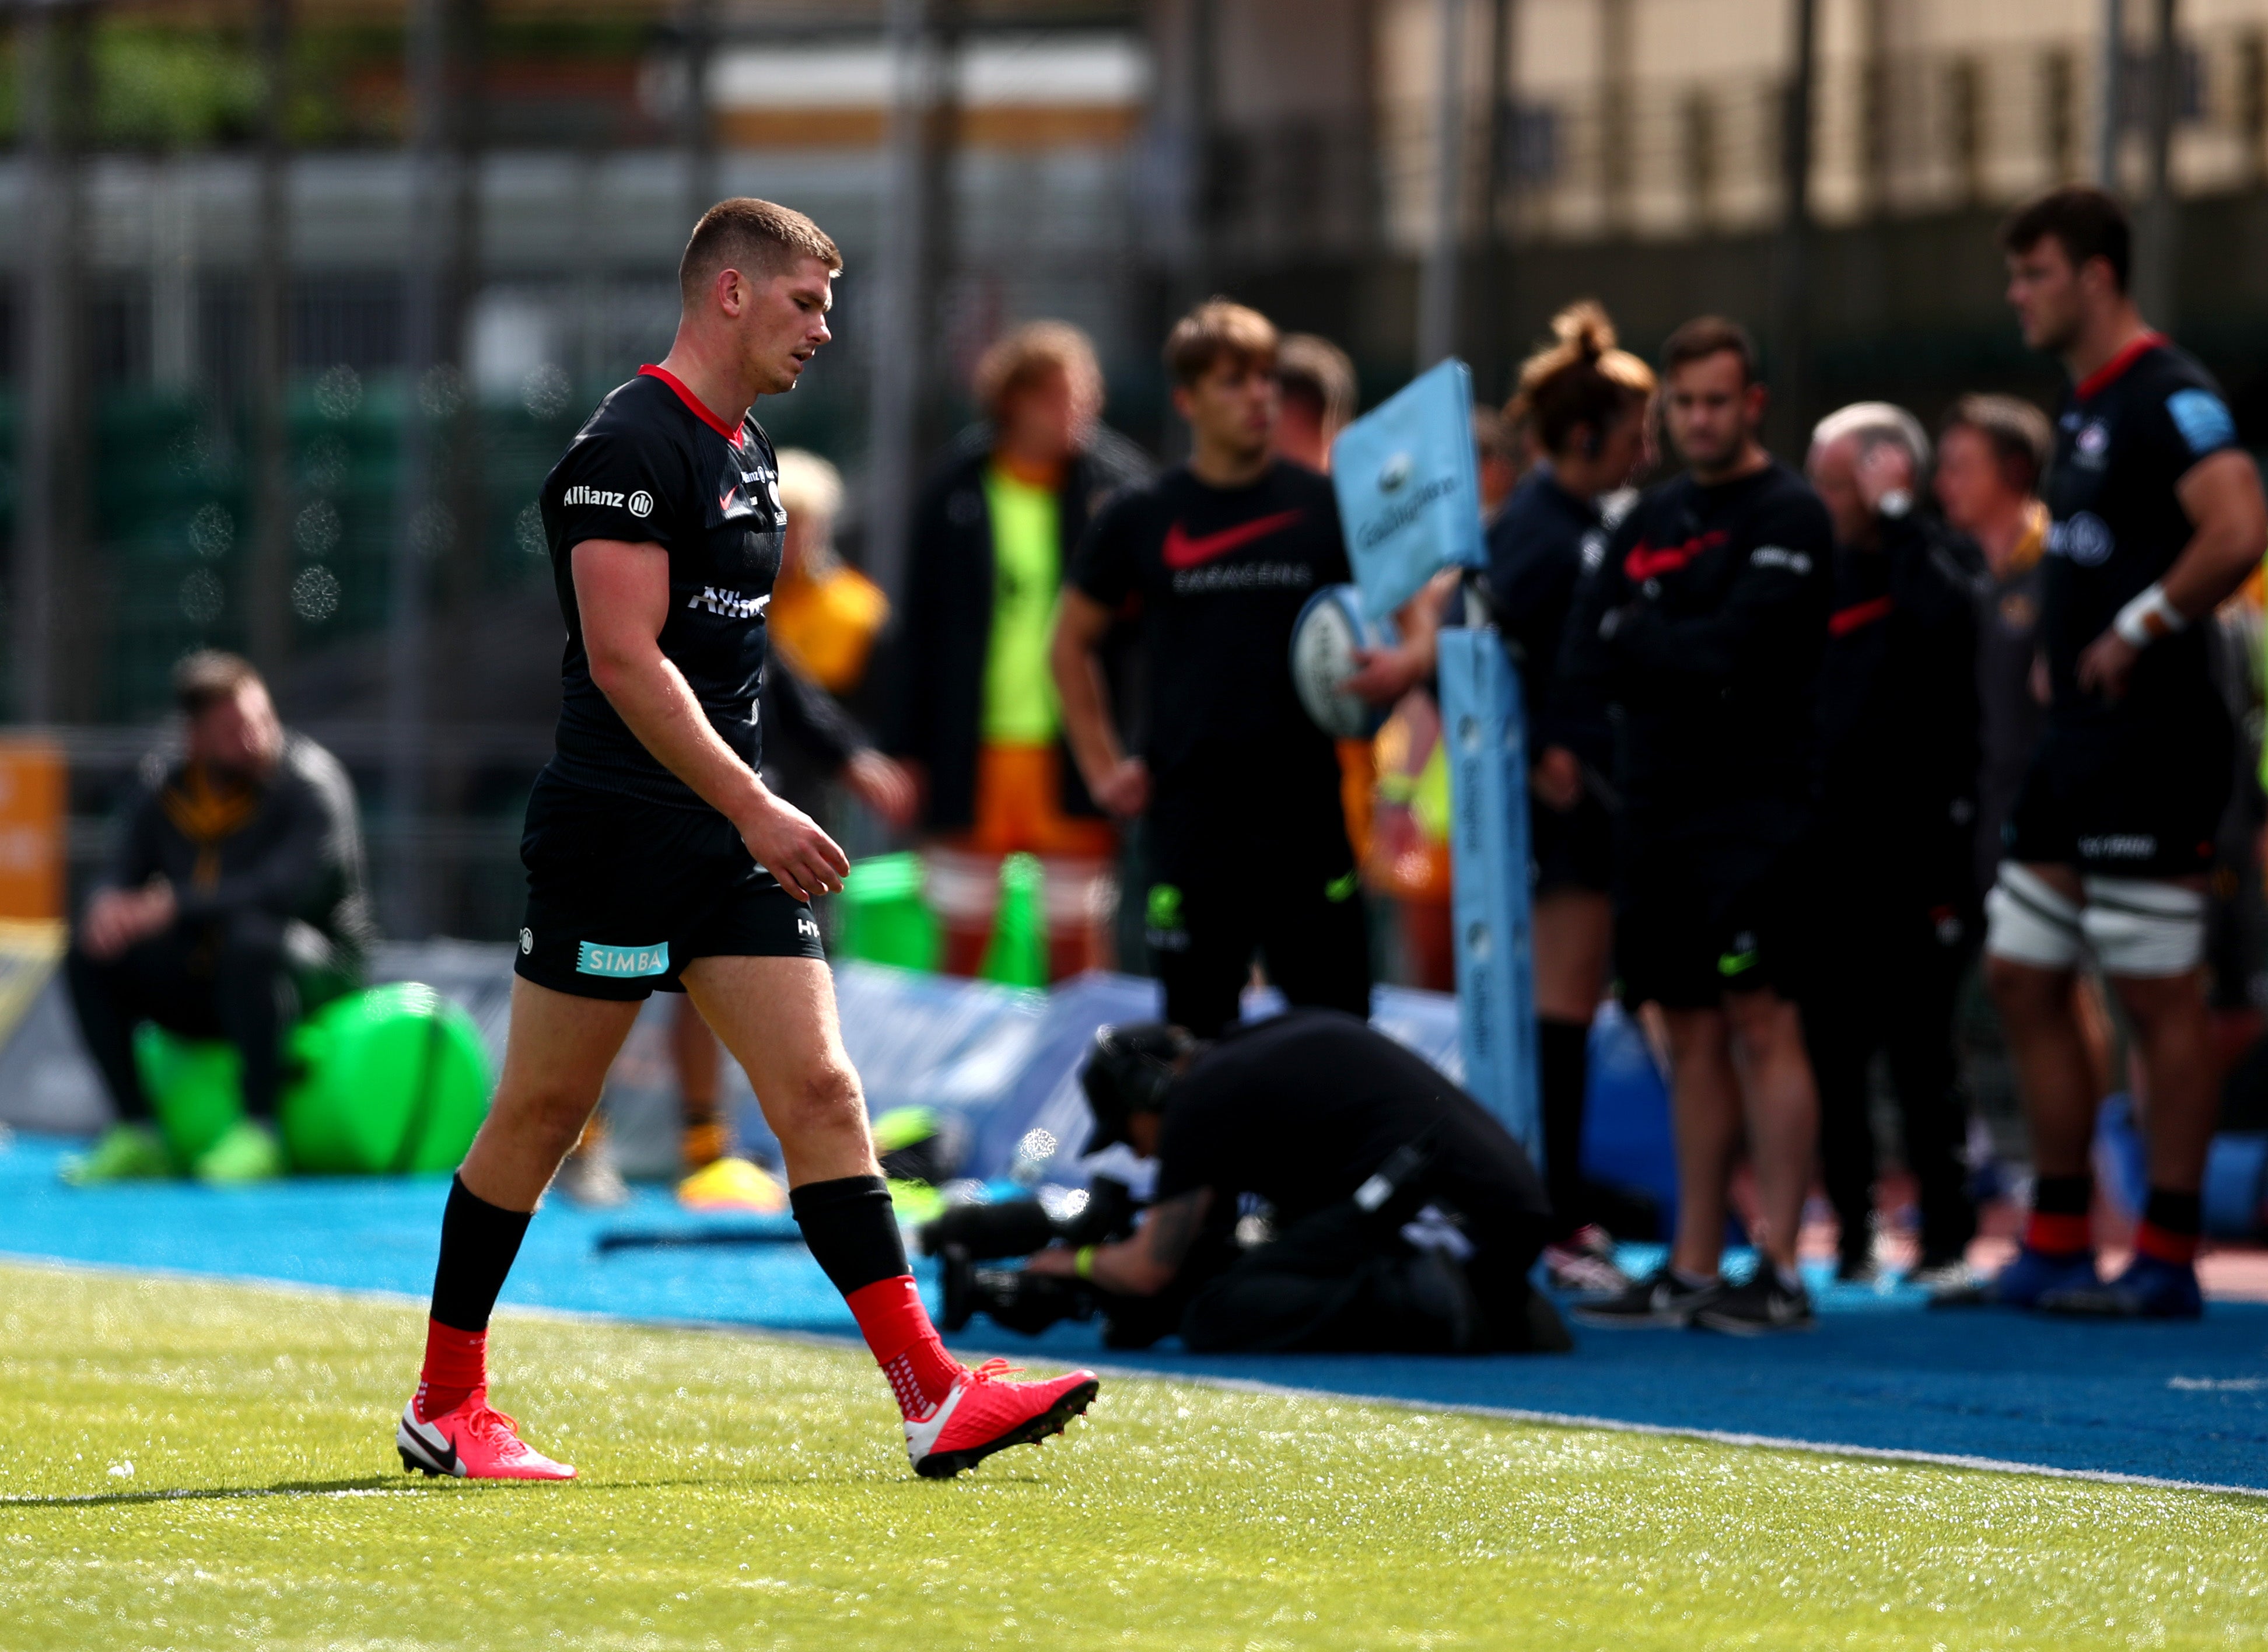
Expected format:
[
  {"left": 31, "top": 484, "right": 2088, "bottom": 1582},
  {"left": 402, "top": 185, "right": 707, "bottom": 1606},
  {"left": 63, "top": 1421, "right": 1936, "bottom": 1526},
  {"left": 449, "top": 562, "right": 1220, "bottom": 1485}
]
[
  {"left": 928, "top": 1011, "right": 1569, "bottom": 1355},
  {"left": 62, "top": 652, "right": 373, "bottom": 1185},
  {"left": 886, "top": 321, "right": 1151, "bottom": 981}
]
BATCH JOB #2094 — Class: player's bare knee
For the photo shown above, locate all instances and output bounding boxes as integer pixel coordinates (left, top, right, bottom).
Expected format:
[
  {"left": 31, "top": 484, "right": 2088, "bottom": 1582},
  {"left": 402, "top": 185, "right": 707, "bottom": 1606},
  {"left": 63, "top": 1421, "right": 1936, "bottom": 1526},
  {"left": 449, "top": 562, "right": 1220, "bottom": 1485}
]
[{"left": 773, "top": 1058, "right": 867, "bottom": 1144}]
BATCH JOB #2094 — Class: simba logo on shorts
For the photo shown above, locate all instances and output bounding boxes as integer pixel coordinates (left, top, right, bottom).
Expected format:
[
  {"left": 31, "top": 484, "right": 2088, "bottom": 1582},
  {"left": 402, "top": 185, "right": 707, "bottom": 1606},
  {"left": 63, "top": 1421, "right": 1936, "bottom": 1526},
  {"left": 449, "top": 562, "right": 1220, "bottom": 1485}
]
[{"left": 577, "top": 940, "right": 670, "bottom": 978}]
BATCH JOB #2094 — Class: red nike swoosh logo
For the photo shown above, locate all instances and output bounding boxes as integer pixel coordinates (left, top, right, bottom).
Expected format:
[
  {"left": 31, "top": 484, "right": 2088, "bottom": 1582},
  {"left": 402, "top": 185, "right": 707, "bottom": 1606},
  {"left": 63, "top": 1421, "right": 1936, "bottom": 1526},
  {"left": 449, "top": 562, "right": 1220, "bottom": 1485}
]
[
  {"left": 1162, "top": 509, "right": 1306, "bottom": 570},
  {"left": 1623, "top": 530, "right": 1727, "bottom": 583},
  {"left": 1829, "top": 594, "right": 1894, "bottom": 636}
]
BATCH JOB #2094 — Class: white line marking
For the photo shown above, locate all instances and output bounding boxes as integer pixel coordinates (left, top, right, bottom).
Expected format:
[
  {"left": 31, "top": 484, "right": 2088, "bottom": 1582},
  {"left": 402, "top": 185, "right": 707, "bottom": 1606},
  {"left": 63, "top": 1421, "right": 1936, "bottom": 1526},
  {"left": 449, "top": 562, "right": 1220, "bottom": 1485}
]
[{"left": 6, "top": 1252, "right": 2262, "bottom": 1500}]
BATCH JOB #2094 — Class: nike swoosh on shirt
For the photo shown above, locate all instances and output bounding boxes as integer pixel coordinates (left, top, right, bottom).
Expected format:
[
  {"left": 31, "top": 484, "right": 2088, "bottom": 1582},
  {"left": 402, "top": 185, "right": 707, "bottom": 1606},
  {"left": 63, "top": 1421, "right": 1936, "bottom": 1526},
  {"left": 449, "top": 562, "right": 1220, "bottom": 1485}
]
[{"left": 1161, "top": 509, "right": 1306, "bottom": 569}]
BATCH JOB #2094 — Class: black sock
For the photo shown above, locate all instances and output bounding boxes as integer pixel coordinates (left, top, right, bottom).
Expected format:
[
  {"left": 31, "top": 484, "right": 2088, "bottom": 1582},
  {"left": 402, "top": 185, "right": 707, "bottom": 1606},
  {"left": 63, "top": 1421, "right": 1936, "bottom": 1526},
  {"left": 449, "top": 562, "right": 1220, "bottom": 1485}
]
[
  {"left": 790, "top": 1175, "right": 910, "bottom": 1297},
  {"left": 2142, "top": 1186, "right": 2202, "bottom": 1238},
  {"left": 1538, "top": 1017, "right": 1591, "bottom": 1238},
  {"left": 2033, "top": 1172, "right": 2093, "bottom": 1217},
  {"left": 428, "top": 1175, "right": 534, "bottom": 1334}
]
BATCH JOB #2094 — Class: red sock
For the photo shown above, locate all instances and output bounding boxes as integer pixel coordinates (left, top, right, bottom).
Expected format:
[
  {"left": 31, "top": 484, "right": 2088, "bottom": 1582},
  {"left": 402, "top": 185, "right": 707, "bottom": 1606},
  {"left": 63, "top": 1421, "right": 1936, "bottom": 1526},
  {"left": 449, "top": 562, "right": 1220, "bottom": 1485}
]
[
  {"left": 2023, "top": 1210, "right": 2091, "bottom": 1257},
  {"left": 416, "top": 1320, "right": 487, "bottom": 1422},
  {"left": 2133, "top": 1221, "right": 2200, "bottom": 1266},
  {"left": 845, "top": 1277, "right": 963, "bottom": 1422}
]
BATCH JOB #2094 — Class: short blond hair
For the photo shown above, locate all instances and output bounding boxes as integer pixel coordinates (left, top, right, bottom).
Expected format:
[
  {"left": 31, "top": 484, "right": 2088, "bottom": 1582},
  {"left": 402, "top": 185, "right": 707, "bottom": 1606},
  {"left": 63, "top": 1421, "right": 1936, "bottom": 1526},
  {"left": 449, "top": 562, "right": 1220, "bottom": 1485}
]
[
  {"left": 1165, "top": 298, "right": 1278, "bottom": 388},
  {"left": 679, "top": 198, "right": 841, "bottom": 304},
  {"left": 974, "top": 321, "right": 1104, "bottom": 423},
  {"left": 776, "top": 449, "right": 844, "bottom": 523}
]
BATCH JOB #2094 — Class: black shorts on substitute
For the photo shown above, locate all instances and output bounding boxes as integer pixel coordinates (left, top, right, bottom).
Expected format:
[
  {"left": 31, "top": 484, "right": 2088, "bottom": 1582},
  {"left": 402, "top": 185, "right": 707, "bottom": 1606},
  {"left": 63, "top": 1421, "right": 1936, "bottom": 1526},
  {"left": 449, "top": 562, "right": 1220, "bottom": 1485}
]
[
  {"left": 1615, "top": 836, "right": 1809, "bottom": 1011},
  {"left": 2004, "top": 715, "right": 2232, "bottom": 881},
  {"left": 513, "top": 771, "right": 824, "bottom": 1002},
  {"left": 1531, "top": 792, "right": 1614, "bottom": 897}
]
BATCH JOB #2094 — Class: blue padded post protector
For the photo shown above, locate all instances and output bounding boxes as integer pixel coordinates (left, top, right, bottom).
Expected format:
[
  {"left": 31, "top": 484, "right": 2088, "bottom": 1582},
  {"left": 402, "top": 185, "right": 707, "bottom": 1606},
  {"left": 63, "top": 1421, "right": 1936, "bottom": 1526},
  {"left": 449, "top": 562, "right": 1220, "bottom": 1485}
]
[{"left": 1437, "top": 623, "right": 1539, "bottom": 1160}]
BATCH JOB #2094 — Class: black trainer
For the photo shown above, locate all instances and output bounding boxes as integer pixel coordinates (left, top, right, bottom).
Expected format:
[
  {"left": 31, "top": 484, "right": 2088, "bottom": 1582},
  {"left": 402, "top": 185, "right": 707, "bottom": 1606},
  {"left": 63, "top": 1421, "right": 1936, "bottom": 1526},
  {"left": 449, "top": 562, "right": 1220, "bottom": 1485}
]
[
  {"left": 1690, "top": 1269, "right": 1815, "bottom": 1335},
  {"left": 1568, "top": 1267, "right": 1723, "bottom": 1328}
]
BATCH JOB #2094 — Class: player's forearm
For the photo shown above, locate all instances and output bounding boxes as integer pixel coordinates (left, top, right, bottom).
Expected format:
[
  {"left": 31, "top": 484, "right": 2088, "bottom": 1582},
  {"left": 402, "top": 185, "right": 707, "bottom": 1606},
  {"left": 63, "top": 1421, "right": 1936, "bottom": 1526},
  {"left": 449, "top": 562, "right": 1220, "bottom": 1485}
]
[
  {"left": 2161, "top": 520, "right": 2266, "bottom": 621},
  {"left": 1050, "top": 635, "right": 1126, "bottom": 789},
  {"left": 1086, "top": 1240, "right": 1169, "bottom": 1297},
  {"left": 2161, "top": 453, "right": 2268, "bottom": 620},
  {"left": 592, "top": 650, "right": 767, "bottom": 821}
]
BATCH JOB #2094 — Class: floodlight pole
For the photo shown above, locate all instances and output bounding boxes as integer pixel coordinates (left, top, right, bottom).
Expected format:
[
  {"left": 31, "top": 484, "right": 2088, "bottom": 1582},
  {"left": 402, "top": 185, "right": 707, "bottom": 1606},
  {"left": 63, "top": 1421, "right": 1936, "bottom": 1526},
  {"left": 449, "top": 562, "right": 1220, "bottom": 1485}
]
[
  {"left": 1770, "top": 0, "right": 1818, "bottom": 455},
  {"left": 1415, "top": 0, "right": 1468, "bottom": 372},
  {"left": 2134, "top": 0, "right": 2180, "bottom": 330},
  {"left": 2095, "top": 0, "right": 2127, "bottom": 189},
  {"left": 682, "top": 0, "right": 717, "bottom": 223},
  {"left": 14, "top": 0, "right": 88, "bottom": 725},
  {"left": 865, "top": 0, "right": 947, "bottom": 606},
  {"left": 247, "top": 0, "right": 295, "bottom": 678},
  {"left": 387, "top": 0, "right": 451, "bottom": 935},
  {"left": 1476, "top": 0, "right": 1515, "bottom": 404}
]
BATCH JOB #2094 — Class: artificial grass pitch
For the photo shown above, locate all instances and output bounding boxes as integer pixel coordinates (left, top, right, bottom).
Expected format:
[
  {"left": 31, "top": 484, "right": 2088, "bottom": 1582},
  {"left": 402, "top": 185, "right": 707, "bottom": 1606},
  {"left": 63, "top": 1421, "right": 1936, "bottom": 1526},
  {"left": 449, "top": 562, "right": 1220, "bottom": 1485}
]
[{"left": 3, "top": 1265, "right": 2264, "bottom": 1652}]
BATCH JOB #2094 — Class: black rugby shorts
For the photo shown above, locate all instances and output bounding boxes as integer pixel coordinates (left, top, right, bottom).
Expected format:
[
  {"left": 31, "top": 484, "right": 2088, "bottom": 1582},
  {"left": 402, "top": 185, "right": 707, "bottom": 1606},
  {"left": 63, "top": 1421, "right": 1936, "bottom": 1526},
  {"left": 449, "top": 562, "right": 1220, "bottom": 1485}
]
[
  {"left": 1531, "top": 792, "right": 1615, "bottom": 897},
  {"left": 2005, "top": 710, "right": 2232, "bottom": 880},
  {"left": 514, "top": 771, "right": 825, "bottom": 1002},
  {"left": 1614, "top": 828, "right": 1810, "bottom": 1012}
]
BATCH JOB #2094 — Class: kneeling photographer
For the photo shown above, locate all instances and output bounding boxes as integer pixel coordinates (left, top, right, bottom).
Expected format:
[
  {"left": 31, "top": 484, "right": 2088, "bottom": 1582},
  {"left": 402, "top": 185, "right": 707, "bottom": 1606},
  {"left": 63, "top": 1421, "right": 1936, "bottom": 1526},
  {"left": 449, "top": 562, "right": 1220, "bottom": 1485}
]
[{"left": 929, "top": 1010, "right": 1569, "bottom": 1354}]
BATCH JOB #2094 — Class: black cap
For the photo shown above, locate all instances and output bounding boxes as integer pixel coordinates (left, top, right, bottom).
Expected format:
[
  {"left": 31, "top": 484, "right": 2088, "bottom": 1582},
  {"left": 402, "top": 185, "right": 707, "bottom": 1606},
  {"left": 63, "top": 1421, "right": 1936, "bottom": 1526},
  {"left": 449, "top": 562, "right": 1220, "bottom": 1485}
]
[{"left": 1079, "top": 1022, "right": 1194, "bottom": 1154}]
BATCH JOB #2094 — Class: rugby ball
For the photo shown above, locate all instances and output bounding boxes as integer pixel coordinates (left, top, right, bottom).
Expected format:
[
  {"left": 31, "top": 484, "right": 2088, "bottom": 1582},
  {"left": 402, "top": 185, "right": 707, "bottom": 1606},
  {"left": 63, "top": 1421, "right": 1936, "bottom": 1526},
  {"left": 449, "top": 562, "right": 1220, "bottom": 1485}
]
[{"left": 1290, "top": 583, "right": 1395, "bottom": 740}]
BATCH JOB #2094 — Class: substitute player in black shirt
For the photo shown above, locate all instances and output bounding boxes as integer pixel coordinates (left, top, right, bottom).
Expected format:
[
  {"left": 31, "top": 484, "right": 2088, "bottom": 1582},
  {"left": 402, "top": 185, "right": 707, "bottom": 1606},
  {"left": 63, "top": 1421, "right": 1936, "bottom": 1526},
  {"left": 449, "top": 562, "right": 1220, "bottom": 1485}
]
[
  {"left": 393, "top": 199, "right": 1097, "bottom": 1483},
  {"left": 1052, "top": 300, "right": 1368, "bottom": 1037},
  {"left": 1964, "top": 188, "right": 2268, "bottom": 1320},
  {"left": 1561, "top": 317, "right": 1833, "bottom": 1336}
]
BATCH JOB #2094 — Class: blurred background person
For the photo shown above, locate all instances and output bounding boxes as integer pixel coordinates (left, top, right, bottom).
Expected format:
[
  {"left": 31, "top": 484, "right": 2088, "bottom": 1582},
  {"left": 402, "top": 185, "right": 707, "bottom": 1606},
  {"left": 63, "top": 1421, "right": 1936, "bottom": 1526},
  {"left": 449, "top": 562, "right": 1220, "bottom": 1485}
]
[
  {"left": 1804, "top": 403, "right": 1985, "bottom": 1284},
  {"left": 1269, "top": 330, "right": 1384, "bottom": 892},
  {"left": 63, "top": 653, "right": 373, "bottom": 1185},
  {"left": 1474, "top": 403, "right": 1530, "bottom": 520},
  {"left": 1274, "top": 332, "right": 1359, "bottom": 473},
  {"left": 1054, "top": 299, "right": 1368, "bottom": 1038},
  {"left": 886, "top": 321, "right": 1151, "bottom": 982},
  {"left": 1563, "top": 317, "right": 1832, "bottom": 1335},
  {"left": 1936, "top": 394, "right": 2056, "bottom": 901},
  {"left": 1973, "top": 188, "right": 2268, "bottom": 1319},
  {"left": 1488, "top": 300, "right": 1657, "bottom": 1290}
]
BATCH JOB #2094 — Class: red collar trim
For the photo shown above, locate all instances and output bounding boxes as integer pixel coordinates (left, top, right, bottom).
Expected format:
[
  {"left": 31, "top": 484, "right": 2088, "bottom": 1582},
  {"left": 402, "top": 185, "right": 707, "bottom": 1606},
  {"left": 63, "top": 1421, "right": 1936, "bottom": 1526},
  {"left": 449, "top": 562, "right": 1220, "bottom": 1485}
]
[
  {"left": 639, "top": 364, "right": 741, "bottom": 440},
  {"left": 2074, "top": 332, "right": 2168, "bottom": 402}
]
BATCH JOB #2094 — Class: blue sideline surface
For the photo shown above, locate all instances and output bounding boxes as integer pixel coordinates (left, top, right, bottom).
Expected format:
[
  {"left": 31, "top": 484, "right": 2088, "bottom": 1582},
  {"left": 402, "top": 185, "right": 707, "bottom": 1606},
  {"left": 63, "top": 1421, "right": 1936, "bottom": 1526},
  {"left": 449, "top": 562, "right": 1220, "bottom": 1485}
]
[{"left": 5, "top": 1135, "right": 2266, "bottom": 1493}]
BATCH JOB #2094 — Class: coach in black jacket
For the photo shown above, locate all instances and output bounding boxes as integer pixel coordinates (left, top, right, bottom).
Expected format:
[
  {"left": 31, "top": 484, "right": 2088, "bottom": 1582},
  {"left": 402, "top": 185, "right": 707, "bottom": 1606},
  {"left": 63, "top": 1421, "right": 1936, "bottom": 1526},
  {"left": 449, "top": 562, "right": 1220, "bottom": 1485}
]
[
  {"left": 884, "top": 325, "right": 1152, "bottom": 836},
  {"left": 1804, "top": 404, "right": 1987, "bottom": 1282}
]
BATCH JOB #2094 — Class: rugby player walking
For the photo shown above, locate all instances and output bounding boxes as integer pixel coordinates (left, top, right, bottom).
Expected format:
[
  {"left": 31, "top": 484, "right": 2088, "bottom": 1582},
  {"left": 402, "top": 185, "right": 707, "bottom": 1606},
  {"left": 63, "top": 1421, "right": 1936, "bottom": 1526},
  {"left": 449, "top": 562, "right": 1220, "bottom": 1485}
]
[
  {"left": 1959, "top": 187, "right": 2268, "bottom": 1318},
  {"left": 394, "top": 200, "right": 1097, "bottom": 1480}
]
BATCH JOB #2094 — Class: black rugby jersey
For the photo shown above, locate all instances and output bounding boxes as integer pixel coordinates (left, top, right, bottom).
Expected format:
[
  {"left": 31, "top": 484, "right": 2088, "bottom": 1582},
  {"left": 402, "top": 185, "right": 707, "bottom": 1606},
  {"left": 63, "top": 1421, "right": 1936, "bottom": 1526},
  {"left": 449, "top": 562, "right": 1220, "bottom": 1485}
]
[
  {"left": 2042, "top": 334, "right": 2241, "bottom": 728},
  {"left": 1068, "top": 459, "right": 1349, "bottom": 789},
  {"left": 1560, "top": 459, "right": 1833, "bottom": 831},
  {"left": 1481, "top": 465, "right": 1612, "bottom": 772},
  {"left": 538, "top": 366, "right": 785, "bottom": 809}
]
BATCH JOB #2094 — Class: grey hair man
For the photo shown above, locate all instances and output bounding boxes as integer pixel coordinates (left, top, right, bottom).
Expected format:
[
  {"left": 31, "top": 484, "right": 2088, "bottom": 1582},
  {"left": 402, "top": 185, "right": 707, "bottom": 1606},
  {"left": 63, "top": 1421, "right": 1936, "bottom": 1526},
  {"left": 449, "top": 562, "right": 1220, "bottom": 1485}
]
[{"left": 1802, "top": 401, "right": 1988, "bottom": 1285}]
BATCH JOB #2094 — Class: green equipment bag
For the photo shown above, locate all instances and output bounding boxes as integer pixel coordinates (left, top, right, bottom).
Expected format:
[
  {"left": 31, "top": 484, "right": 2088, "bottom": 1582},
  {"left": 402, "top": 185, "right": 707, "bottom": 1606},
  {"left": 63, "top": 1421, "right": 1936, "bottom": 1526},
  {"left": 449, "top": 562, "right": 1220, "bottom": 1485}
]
[
  {"left": 281, "top": 984, "right": 492, "bottom": 1174},
  {"left": 138, "top": 983, "right": 492, "bottom": 1175}
]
